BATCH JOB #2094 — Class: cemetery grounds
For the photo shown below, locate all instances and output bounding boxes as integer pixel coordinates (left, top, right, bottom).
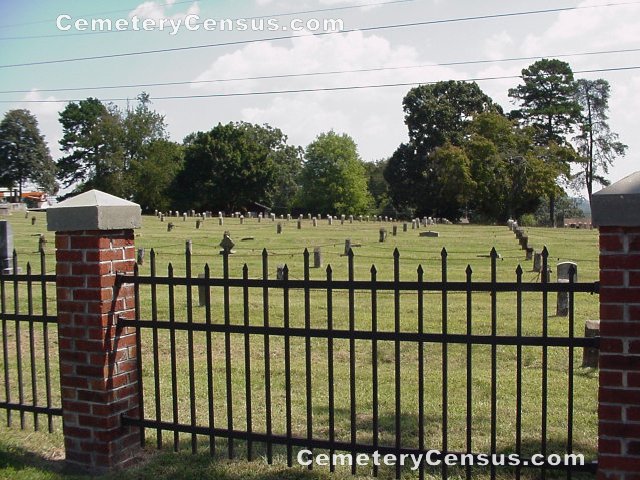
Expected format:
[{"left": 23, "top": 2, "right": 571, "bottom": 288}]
[{"left": 0, "top": 212, "right": 599, "bottom": 479}]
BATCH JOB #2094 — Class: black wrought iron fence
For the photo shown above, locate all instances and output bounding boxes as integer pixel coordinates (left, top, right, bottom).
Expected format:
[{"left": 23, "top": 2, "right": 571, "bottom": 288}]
[
  {"left": 0, "top": 250, "right": 61, "bottom": 432},
  {"left": 118, "top": 246, "right": 600, "bottom": 479}
]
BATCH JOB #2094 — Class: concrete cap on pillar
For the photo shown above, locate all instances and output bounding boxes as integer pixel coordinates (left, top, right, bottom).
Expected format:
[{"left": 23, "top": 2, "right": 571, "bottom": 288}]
[
  {"left": 592, "top": 171, "right": 640, "bottom": 227},
  {"left": 47, "top": 189, "right": 142, "bottom": 231}
]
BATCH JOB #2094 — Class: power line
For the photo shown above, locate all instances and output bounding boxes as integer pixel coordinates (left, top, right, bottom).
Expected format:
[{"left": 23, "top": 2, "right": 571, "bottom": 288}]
[
  {"left": 2, "top": 65, "right": 637, "bottom": 104},
  {"left": 2, "top": 2, "right": 639, "bottom": 69},
  {"left": 0, "top": 0, "right": 419, "bottom": 38},
  {"left": 1, "top": 47, "right": 637, "bottom": 95}
]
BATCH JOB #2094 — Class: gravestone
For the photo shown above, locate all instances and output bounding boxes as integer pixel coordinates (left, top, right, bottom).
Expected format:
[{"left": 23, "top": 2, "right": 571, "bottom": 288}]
[
  {"left": 343, "top": 239, "right": 351, "bottom": 256},
  {"left": 277, "top": 222, "right": 283, "bottom": 234},
  {"left": 137, "top": 248, "right": 145, "bottom": 266},
  {"left": 0, "top": 221, "right": 13, "bottom": 273},
  {"left": 533, "top": 252, "right": 542, "bottom": 273},
  {"left": 297, "top": 220, "right": 302, "bottom": 230},
  {"left": 196, "top": 220, "right": 201, "bottom": 229},
  {"left": 582, "top": 320, "right": 600, "bottom": 368},
  {"left": 31, "top": 216, "right": 36, "bottom": 226},
  {"left": 328, "top": 216, "right": 333, "bottom": 226},
  {"left": 160, "top": 214, "right": 165, "bottom": 222},
  {"left": 313, "top": 218, "right": 317, "bottom": 227},
  {"left": 556, "top": 262, "right": 578, "bottom": 316},
  {"left": 219, "top": 232, "right": 235, "bottom": 255},
  {"left": 183, "top": 213, "right": 187, "bottom": 221},
  {"left": 526, "top": 247, "right": 533, "bottom": 261},
  {"left": 277, "top": 265, "right": 286, "bottom": 281},
  {"left": 313, "top": 247, "right": 322, "bottom": 268},
  {"left": 392, "top": 225, "right": 397, "bottom": 236},
  {"left": 167, "top": 222, "right": 174, "bottom": 232},
  {"left": 198, "top": 273, "right": 207, "bottom": 307},
  {"left": 379, "top": 228, "right": 387, "bottom": 243},
  {"left": 419, "top": 231, "right": 439, "bottom": 238},
  {"left": 219, "top": 217, "right": 224, "bottom": 226},
  {"left": 412, "top": 220, "right": 416, "bottom": 230},
  {"left": 403, "top": 223, "right": 408, "bottom": 232},
  {"left": 240, "top": 215, "right": 245, "bottom": 225}
]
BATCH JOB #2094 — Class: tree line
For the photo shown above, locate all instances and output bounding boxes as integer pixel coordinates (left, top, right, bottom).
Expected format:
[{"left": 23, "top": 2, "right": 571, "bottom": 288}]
[{"left": 0, "top": 59, "right": 626, "bottom": 223}]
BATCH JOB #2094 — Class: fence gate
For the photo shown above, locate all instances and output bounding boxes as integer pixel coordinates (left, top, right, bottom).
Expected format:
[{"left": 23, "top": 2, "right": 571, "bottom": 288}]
[{"left": 119, "top": 246, "right": 599, "bottom": 479}]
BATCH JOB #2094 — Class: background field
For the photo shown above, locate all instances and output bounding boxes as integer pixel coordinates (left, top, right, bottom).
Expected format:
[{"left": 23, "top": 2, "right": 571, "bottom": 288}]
[{"left": 0, "top": 212, "right": 600, "bottom": 479}]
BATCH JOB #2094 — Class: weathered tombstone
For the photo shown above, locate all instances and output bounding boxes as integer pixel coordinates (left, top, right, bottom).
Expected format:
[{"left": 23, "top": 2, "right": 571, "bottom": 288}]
[
  {"left": 287, "top": 214, "right": 292, "bottom": 221},
  {"left": 393, "top": 225, "right": 397, "bottom": 236},
  {"left": 196, "top": 220, "right": 201, "bottom": 229},
  {"left": 328, "top": 216, "right": 333, "bottom": 226},
  {"left": 313, "top": 218, "right": 317, "bottom": 227},
  {"left": 240, "top": 215, "right": 245, "bottom": 225},
  {"left": 0, "top": 221, "right": 14, "bottom": 273},
  {"left": 343, "top": 239, "right": 351, "bottom": 256},
  {"left": 582, "top": 320, "right": 600, "bottom": 368},
  {"left": 313, "top": 247, "right": 322, "bottom": 268},
  {"left": 31, "top": 216, "right": 36, "bottom": 226},
  {"left": 519, "top": 235, "right": 528, "bottom": 250},
  {"left": 297, "top": 220, "right": 302, "bottom": 230},
  {"left": 219, "top": 217, "right": 224, "bottom": 226},
  {"left": 526, "top": 247, "right": 533, "bottom": 261},
  {"left": 308, "top": 213, "right": 312, "bottom": 220},
  {"left": 358, "top": 215, "right": 362, "bottom": 222},
  {"left": 533, "top": 252, "right": 542, "bottom": 273},
  {"left": 420, "top": 231, "right": 439, "bottom": 238},
  {"left": 198, "top": 273, "right": 207, "bottom": 307},
  {"left": 556, "top": 262, "right": 578, "bottom": 316},
  {"left": 403, "top": 223, "right": 408, "bottom": 232},
  {"left": 412, "top": 220, "right": 416, "bottom": 230},
  {"left": 137, "top": 248, "right": 145, "bottom": 266},
  {"left": 277, "top": 222, "right": 283, "bottom": 234},
  {"left": 219, "top": 232, "right": 235, "bottom": 255},
  {"left": 277, "top": 264, "right": 286, "bottom": 281},
  {"left": 167, "top": 222, "right": 174, "bottom": 232},
  {"left": 160, "top": 214, "right": 165, "bottom": 222},
  {"left": 379, "top": 228, "right": 387, "bottom": 243},
  {"left": 271, "top": 213, "right": 276, "bottom": 222},
  {"left": 38, "top": 234, "right": 47, "bottom": 252}
]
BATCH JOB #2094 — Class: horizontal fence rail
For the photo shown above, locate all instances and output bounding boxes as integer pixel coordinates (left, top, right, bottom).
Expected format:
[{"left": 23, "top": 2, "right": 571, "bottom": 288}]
[
  {"left": 0, "top": 250, "right": 61, "bottom": 433},
  {"left": 118, "top": 246, "right": 598, "bottom": 479}
]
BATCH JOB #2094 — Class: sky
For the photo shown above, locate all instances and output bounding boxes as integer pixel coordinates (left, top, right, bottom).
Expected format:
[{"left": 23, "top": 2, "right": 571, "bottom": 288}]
[{"left": 1, "top": 0, "right": 639, "bottom": 197}]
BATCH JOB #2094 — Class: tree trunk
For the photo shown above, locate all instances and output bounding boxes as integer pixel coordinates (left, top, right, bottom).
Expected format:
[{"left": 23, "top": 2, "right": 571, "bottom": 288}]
[{"left": 549, "top": 193, "right": 556, "bottom": 228}]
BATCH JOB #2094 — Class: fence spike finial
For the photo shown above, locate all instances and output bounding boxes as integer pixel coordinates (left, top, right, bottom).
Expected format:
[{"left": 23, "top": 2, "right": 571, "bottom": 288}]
[
  {"left": 515, "top": 264, "right": 523, "bottom": 276},
  {"left": 417, "top": 264, "right": 424, "bottom": 276},
  {"left": 441, "top": 247, "right": 448, "bottom": 258},
  {"left": 370, "top": 264, "right": 377, "bottom": 275},
  {"left": 466, "top": 264, "right": 473, "bottom": 276},
  {"left": 393, "top": 247, "right": 400, "bottom": 259}
]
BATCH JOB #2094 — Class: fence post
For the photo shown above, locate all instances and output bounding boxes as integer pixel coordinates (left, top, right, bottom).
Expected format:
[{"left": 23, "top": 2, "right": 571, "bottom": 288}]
[
  {"left": 47, "top": 190, "right": 142, "bottom": 472},
  {"left": 592, "top": 171, "right": 640, "bottom": 478}
]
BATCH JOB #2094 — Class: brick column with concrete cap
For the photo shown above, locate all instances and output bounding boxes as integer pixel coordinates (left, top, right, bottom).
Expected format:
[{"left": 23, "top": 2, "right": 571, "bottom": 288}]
[
  {"left": 47, "top": 189, "right": 142, "bottom": 471},
  {"left": 592, "top": 171, "right": 640, "bottom": 478}
]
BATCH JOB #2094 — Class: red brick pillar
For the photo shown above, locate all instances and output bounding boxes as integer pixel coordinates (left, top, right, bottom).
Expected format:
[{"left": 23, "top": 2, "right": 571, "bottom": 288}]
[
  {"left": 593, "top": 172, "right": 640, "bottom": 479},
  {"left": 47, "top": 190, "right": 142, "bottom": 471}
]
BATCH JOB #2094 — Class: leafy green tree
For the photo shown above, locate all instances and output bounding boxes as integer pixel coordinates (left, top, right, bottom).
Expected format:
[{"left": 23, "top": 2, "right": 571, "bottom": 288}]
[
  {"left": 0, "top": 109, "right": 57, "bottom": 195},
  {"left": 57, "top": 93, "right": 168, "bottom": 199},
  {"left": 297, "top": 131, "right": 372, "bottom": 215},
  {"left": 572, "top": 78, "right": 627, "bottom": 204},
  {"left": 508, "top": 59, "right": 582, "bottom": 225},
  {"left": 364, "top": 159, "right": 395, "bottom": 215},
  {"left": 385, "top": 81, "right": 499, "bottom": 218},
  {"left": 173, "top": 122, "right": 301, "bottom": 212},
  {"left": 508, "top": 59, "right": 581, "bottom": 144},
  {"left": 129, "top": 139, "right": 183, "bottom": 212}
]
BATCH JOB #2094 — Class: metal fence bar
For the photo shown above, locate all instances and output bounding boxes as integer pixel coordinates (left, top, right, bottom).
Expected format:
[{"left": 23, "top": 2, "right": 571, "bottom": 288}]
[
  {"left": 303, "top": 250, "right": 313, "bottom": 470},
  {"left": 348, "top": 249, "right": 356, "bottom": 476},
  {"left": 262, "top": 249, "right": 273, "bottom": 464},
  {"left": 168, "top": 262, "right": 179, "bottom": 452},
  {"left": 515, "top": 265, "right": 524, "bottom": 480},
  {"left": 242, "top": 264, "right": 251, "bottom": 460},
  {"left": 441, "top": 248, "right": 448, "bottom": 480},
  {"left": 150, "top": 251, "right": 162, "bottom": 449},
  {"left": 205, "top": 263, "right": 215, "bottom": 456},
  {"left": 490, "top": 249, "right": 498, "bottom": 480},
  {"left": 465, "top": 265, "right": 473, "bottom": 480},
  {"left": 40, "top": 248, "right": 53, "bottom": 433},
  {"left": 134, "top": 262, "right": 145, "bottom": 448},
  {"left": 417, "top": 264, "right": 425, "bottom": 480},
  {"left": 541, "top": 247, "right": 549, "bottom": 480},
  {"left": 0, "top": 266, "right": 9, "bottom": 427},
  {"left": 186, "top": 248, "right": 197, "bottom": 454},
  {"left": 283, "top": 265, "right": 292, "bottom": 467},
  {"left": 27, "top": 263, "right": 38, "bottom": 431},
  {"left": 393, "top": 249, "right": 401, "bottom": 479},
  {"left": 370, "top": 264, "right": 379, "bottom": 478},
  {"left": 327, "top": 265, "right": 336, "bottom": 473},
  {"left": 13, "top": 251, "right": 25, "bottom": 429},
  {"left": 222, "top": 250, "right": 233, "bottom": 459}
]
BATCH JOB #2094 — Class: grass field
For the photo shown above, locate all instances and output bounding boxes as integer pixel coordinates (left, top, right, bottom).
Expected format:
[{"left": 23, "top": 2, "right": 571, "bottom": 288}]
[{"left": 0, "top": 212, "right": 600, "bottom": 479}]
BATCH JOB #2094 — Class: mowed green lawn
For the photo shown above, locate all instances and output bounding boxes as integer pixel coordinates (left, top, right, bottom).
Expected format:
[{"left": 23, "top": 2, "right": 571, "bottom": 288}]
[{"left": 0, "top": 212, "right": 600, "bottom": 479}]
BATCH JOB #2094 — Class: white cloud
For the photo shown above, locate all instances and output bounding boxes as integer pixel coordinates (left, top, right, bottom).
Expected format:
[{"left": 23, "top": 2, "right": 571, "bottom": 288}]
[
  {"left": 191, "top": 30, "right": 460, "bottom": 159},
  {"left": 129, "top": 0, "right": 200, "bottom": 21},
  {"left": 484, "top": 31, "right": 514, "bottom": 61}
]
